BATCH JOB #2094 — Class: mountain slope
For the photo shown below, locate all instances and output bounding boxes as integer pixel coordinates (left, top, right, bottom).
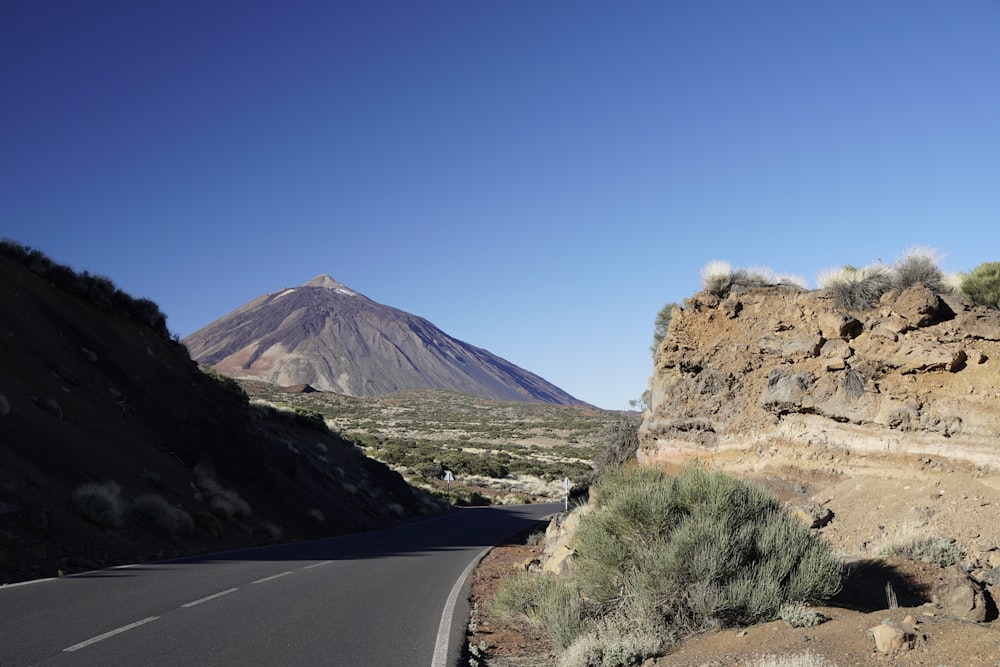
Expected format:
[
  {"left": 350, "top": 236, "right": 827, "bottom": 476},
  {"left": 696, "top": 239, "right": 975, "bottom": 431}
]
[
  {"left": 183, "top": 275, "right": 586, "bottom": 405},
  {"left": 0, "top": 245, "right": 427, "bottom": 583}
]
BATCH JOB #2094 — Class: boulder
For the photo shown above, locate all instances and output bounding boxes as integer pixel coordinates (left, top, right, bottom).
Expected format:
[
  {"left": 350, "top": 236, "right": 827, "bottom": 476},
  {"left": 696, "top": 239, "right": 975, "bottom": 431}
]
[
  {"left": 819, "top": 312, "right": 863, "bottom": 340},
  {"left": 867, "top": 616, "right": 924, "bottom": 654},
  {"left": 892, "top": 285, "right": 949, "bottom": 328},
  {"left": 932, "top": 565, "right": 989, "bottom": 622}
]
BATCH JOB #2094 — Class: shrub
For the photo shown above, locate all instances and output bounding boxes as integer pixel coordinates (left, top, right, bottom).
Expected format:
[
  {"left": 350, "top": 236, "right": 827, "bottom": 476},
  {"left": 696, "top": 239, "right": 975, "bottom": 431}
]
[
  {"left": 879, "top": 535, "right": 964, "bottom": 567},
  {"left": 491, "top": 571, "right": 587, "bottom": 649},
  {"left": 819, "top": 263, "right": 894, "bottom": 311},
  {"left": 208, "top": 490, "right": 252, "bottom": 521},
  {"left": 574, "top": 466, "right": 842, "bottom": 629},
  {"left": 702, "top": 260, "right": 736, "bottom": 296},
  {"left": 593, "top": 417, "right": 640, "bottom": 476},
  {"left": 751, "top": 654, "right": 836, "bottom": 667},
  {"left": 779, "top": 601, "right": 829, "bottom": 628},
  {"left": 131, "top": 493, "right": 195, "bottom": 536},
  {"left": 894, "top": 246, "right": 946, "bottom": 293},
  {"left": 557, "top": 614, "right": 666, "bottom": 667},
  {"left": 73, "top": 481, "right": 125, "bottom": 529},
  {"left": 193, "top": 462, "right": 252, "bottom": 521},
  {"left": 961, "top": 261, "right": 1000, "bottom": 309},
  {"left": 650, "top": 302, "right": 679, "bottom": 357}
]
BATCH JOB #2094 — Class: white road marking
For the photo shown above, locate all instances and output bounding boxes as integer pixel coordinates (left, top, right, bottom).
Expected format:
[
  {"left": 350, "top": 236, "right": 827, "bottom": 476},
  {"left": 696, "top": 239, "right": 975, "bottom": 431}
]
[
  {"left": 302, "top": 560, "right": 333, "bottom": 570},
  {"left": 181, "top": 587, "right": 239, "bottom": 607},
  {"left": 431, "top": 547, "right": 491, "bottom": 667},
  {"left": 252, "top": 571, "right": 293, "bottom": 584},
  {"left": 63, "top": 616, "right": 159, "bottom": 652},
  {"left": 0, "top": 577, "right": 57, "bottom": 589}
]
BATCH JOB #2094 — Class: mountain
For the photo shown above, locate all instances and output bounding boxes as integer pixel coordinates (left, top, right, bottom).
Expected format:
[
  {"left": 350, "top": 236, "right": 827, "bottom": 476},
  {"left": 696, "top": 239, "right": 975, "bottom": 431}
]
[{"left": 183, "top": 275, "right": 586, "bottom": 405}]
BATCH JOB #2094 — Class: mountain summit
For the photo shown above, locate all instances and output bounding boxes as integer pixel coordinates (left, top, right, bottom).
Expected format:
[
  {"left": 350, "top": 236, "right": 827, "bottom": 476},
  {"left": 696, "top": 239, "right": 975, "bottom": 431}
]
[{"left": 183, "top": 276, "right": 586, "bottom": 405}]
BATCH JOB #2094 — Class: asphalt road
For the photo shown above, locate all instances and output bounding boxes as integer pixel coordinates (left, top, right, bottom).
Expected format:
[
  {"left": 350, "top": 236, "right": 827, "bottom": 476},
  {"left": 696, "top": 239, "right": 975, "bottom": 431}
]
[{"left": 0, "top": 503, "right": 561, "bottom": 666}]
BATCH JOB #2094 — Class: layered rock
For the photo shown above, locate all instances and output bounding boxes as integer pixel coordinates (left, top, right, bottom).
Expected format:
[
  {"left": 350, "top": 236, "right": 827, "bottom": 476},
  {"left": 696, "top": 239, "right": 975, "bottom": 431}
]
[{"left": 640, "top": 284, "right": 1000, "bottom": 470}]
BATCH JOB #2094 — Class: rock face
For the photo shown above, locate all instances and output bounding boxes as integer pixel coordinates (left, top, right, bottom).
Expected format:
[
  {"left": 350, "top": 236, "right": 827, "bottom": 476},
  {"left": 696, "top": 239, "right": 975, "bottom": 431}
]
[
  {"left": 640, "top": 284, "right": 1000, "bottom": 470},
  {"left": 183, "top": 275, "right": 585, "bottom": 405}
]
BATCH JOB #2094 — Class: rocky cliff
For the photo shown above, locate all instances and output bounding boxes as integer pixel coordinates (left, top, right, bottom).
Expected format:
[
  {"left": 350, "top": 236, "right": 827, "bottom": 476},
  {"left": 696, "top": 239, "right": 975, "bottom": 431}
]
[{"left": 640, "top": 283, "right": 1000, "bottom": 472}]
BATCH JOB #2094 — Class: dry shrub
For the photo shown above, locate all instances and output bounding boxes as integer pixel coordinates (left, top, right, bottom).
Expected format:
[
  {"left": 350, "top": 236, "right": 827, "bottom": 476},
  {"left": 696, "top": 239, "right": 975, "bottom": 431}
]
[{"left": 73, "top": 481, "right": 125, "bottom": 529}]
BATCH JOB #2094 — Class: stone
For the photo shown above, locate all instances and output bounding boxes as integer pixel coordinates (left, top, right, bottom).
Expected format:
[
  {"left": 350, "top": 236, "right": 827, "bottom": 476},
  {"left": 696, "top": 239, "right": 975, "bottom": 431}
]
[
  {"left": 867, "top": 619, "right": 923, "bottom": 653},
  {"left": 721, "top": 299, "right": 742, "bottom": 319},
  {"left": 932, "top": 565, "right": 989, "bottom": 622},
  {"left": 35, "top": 397, "right": 62, "bottom": 420},
  {"left": 786, "top": 501, "right": 834, "bottom": 529},
  {"left": 820, "top": 339, "right": 852, "bottom": 360},
  {"left": 892, "top": 285, "right": 949, "bottom": 328},
  {"left": 820, "top": 312, "right": 863, "bottom": 340}
]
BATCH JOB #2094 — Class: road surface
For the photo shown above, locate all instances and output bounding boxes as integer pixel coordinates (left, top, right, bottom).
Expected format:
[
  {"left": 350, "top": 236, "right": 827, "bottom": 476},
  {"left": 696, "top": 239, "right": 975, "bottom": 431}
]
[{"left": 0, "top": 503, "right": 561, "bottom": 666}]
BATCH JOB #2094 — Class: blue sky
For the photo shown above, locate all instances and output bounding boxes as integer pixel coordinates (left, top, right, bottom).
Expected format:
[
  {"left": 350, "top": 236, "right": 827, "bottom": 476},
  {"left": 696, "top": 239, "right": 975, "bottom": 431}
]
[{"left": 3, "top": 2, "right": 999, "bottom": 410}]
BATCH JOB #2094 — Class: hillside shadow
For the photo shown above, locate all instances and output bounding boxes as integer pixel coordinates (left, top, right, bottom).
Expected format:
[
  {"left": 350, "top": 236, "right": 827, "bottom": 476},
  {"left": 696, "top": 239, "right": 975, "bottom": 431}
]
[{"left": 145, "top": 505, "right": 561, "bottom": 568}]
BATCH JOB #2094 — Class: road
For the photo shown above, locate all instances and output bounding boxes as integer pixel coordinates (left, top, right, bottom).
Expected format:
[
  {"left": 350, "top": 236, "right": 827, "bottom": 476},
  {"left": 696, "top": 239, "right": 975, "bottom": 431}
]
[{"left": 0, "top": 503, "right": 560, "bottom": 666}]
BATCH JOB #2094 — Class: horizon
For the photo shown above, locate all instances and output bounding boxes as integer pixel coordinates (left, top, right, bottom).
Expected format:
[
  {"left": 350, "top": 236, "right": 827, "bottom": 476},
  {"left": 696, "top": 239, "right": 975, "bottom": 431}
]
[{"left": 4, "top": 2, "right": 999, "bottom": 409}]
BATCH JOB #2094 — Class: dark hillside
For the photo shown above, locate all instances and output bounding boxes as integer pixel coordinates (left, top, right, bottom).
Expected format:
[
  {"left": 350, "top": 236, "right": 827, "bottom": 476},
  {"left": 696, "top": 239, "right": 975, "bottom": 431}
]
[{"left": 0, "top": 243, "right": 429, "bottom": 584}]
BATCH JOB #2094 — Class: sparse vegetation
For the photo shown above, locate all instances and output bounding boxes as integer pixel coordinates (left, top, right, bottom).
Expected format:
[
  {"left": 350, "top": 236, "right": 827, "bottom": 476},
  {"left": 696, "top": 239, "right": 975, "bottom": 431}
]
[
  {"left": 701, "top": 261, "right": 807, "bottom": 298},
  {"left": 73, "top": 481, "right": 126, "bottom": 529},
  {"left": 193, "top": 463, "right": 252, "bottom": 521},
  {"left": 818, "top": 263, "right": 895, "bottom": 310},
  {"left": 878, "top": 535, "right": 965, "bottom": 567},
  {"left": 817, "top": 247, "right": 954, "bottom": 311},
  {"left": 239, "top": 384, "right": 614, "bottom": 504},
  {"left": 130, "top": 493, "right": 195, "bottom": 537},
  {"left": 960, "top": 261, "right": 1000, "bottom": 309},
  {"left": 1, "top": 239, "right": 172, "bottom": 338}
]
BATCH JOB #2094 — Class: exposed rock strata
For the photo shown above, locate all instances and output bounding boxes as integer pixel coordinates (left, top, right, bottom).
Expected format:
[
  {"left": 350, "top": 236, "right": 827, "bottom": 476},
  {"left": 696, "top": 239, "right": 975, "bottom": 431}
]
[{"left": 640, "top": 284, "right": 1000, "bottom": 471}]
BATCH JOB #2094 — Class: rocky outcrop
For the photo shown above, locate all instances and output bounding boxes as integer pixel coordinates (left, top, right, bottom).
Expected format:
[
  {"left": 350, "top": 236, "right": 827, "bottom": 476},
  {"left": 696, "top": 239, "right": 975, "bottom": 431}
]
[{"left": 640, "top": 284, "right": 1000, "bottom": 470}]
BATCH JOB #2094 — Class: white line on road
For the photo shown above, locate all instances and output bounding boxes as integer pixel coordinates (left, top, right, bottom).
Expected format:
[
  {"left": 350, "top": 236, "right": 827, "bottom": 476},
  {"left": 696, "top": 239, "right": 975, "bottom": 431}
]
[
  {"left": 431, "top": 547, "right": 491, "bottom": 667},
  {"left": 252, "top": 571, "right": 293, "bottom": 584},
  {"left": 302, "top": 560, "right": 334, "bottom": 570},
  {"left": 181, "top": 587, "right": 239, "bottom": 607},
  {"left": 63, "top": 616, "right": 159, "bottom": 652}
]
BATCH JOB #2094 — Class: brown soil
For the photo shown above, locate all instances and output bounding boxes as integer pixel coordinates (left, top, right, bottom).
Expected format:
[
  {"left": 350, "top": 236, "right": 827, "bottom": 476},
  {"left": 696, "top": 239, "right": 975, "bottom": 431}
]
[{"left": 467, "top": 463, "right": 1000, "bottom": 667}]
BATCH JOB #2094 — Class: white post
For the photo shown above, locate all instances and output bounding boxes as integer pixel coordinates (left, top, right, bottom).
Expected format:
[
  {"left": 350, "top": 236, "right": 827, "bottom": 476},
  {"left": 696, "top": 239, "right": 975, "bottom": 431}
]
[{"left": 562, "top": 477, "right": 571, "bottom": 512}]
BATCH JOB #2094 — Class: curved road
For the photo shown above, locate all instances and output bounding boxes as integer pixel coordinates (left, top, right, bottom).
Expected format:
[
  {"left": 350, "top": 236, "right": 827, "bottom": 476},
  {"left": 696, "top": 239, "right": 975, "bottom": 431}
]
[{"left": 0, "top": 503, "right": 560, "bottom": 666}]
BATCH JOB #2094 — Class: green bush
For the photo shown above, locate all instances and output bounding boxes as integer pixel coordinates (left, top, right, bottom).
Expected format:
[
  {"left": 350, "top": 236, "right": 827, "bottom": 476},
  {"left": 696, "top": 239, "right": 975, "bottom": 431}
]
[
  {"left": 961, "top": 261, "right": 1000, "bottom": 309},
  {"left": 650, "top": 302, "right": 678, "bottom": 357},
  {"left": 574, "top": 466, "right": 842, "bottom": 628},
  {"left": 73, "top": 481, "right": 125, "bottom": 529}
]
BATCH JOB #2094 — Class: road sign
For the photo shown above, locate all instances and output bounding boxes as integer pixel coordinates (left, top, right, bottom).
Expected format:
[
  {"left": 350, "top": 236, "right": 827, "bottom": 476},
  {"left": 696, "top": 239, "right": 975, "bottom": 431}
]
[{"left": 444, "top": 470, "right": 454, "bottom": 482}]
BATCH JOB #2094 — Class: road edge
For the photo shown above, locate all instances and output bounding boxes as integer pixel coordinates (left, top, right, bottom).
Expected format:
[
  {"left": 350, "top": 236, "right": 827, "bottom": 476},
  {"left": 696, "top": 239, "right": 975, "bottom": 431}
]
[{"left": 431, "top": 545, "right": 492, "bottom": 667}]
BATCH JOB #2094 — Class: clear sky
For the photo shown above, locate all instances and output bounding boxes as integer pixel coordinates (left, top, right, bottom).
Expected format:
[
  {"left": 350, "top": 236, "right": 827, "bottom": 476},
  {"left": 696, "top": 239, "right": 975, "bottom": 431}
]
[{"left": 3, "top": 2, "right": 999, "bottom": 410}]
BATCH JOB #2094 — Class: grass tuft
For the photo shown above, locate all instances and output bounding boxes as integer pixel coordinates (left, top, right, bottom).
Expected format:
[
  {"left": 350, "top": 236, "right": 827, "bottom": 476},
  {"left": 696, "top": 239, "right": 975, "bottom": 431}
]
[{"left": 73, "top": 481, "right": 125, "bottom": 529}]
